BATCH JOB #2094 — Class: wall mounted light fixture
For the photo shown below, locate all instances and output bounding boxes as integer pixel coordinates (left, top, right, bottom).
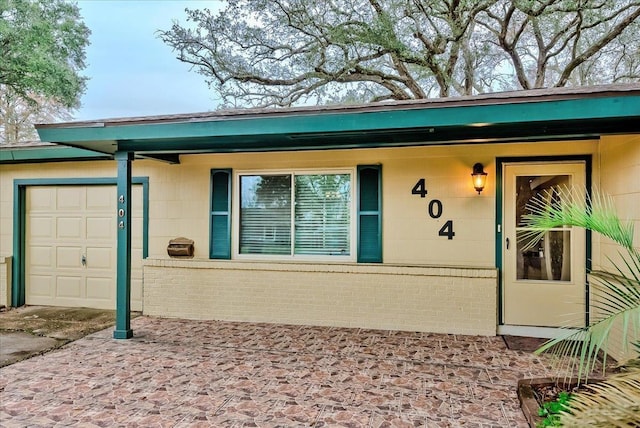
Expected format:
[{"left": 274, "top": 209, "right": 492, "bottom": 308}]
[{"left": 471, "top": 163, "right": 488, "bottom": 194}]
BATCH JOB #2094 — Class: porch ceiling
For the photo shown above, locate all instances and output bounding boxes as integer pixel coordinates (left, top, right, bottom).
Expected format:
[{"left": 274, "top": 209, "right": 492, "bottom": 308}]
[{"left": 35, "top": 84, "right": 640, "bottom": 159}]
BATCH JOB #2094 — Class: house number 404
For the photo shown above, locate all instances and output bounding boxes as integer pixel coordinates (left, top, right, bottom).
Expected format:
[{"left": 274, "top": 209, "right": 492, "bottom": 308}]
[{"left": 411, "top": 178, "right": 455, "bottom": 240}]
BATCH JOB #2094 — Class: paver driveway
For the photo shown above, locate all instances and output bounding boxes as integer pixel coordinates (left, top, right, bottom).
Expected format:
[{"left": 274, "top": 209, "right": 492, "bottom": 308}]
[{"left": 0, "top": 317, "right": 554, "bottom": 427}]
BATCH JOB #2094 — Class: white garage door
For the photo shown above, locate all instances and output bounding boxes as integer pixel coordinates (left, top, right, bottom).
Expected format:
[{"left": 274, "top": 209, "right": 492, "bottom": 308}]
[{"left": 25, "top": 185, "right": 143, "bottom": 311}]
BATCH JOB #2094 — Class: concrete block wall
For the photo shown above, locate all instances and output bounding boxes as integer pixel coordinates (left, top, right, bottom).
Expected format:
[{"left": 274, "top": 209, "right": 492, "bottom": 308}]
[{"left": 143, "top": 259, "right": 498, "bottom": 336}]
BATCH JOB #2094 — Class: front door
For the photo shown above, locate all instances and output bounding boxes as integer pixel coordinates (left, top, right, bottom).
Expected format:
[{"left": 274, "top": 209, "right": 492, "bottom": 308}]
[{"left": 502, "top": 162, "right": 586, "bottom": 328}]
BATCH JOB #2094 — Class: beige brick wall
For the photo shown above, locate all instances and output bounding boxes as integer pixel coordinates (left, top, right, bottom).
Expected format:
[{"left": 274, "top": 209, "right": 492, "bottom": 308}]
[
  {"left": 598, "top": 135, "right": 640, "bottom": 363},
  {"left": 0, "top": 256, "right": 11, "bottom": 308},
  {"left": 144, "top": 259, "right": 498, "bottom": 336}
]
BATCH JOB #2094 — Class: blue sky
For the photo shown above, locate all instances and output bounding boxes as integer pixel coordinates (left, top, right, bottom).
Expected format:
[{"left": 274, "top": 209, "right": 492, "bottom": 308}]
[{"left": 75, "top": 1, "right": 222, "bottom": 120}]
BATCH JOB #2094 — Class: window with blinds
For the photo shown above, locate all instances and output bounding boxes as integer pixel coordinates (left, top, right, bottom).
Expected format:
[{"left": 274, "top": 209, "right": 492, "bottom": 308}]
[
  {"left": 240, "top": 175, "right": 292, "bottom": 255},
  {"left": 294, "top": 174, "right": 350, "bottom": 255},
  {"left": 238, "top": 172, "right": 352, "bottom": 258}
]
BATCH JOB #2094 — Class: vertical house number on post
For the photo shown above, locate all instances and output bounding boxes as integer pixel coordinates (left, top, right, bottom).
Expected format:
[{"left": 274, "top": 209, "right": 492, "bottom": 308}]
[
  {"left": 411, "top": 179, "right": 455, "bottom": 240},
  {"left": 118, "top": 194, "right": 126, "bottom": 230}
]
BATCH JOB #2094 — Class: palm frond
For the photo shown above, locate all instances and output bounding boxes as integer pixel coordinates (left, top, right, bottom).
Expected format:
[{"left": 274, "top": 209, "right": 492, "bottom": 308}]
[
  {"left": 526, "top": 187, "right": 640, "bottom": 383},
  {"left": 534, "top": 247, "right": 640, "bottom": 382},
  {"left": 559, "top": 369, "right": 640, "bottom": 427},
  {"left": 519, "top": 187, "right": 634, "bottom": 252}
]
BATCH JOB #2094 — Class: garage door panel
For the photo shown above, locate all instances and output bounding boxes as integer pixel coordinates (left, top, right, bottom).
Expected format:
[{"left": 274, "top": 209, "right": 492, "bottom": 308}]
[
  {"left": 57, "top": 217, "right": 83, "bottom": 239},
  {"left": 86, "top": 217, "right": 114, "bottom": 240},
  {"left": 57, "top": 187, "right": 83, "bottom": 210},
  {"left": 29, "top": 246, "right": 54, "bottom": 268},
  {"left": 56, "top": 247, "right": 83, "bottom": 269},
  {"left": 27, "top": 275, "right": 53, "bottom": 298},
  {"left": 86, "top": 247, "right": 114, "bottom": 269},
  {"left": 86, "top": 187, "right": 115, "bottom": 211},
  {"left": 28, "top": 217, "right": 54, "bottom": 239},
  {"left": 86, "top": 277, "right": 112, "bottom": 300},
  {"left": 132, "top": 186, "right": 143, "bottom": 215},
  {"left": 131, "top": 217, "right": 143, "bottom": 239},
  {"left": 56, "top": 276, "right": 83, "bottom": 298},
  {"left": 27, "top": 187, "right": 55, "bottom": 211}
]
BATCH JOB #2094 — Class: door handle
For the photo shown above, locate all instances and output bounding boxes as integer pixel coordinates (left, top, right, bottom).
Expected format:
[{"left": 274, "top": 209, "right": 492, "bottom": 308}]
[
  {"left": 506, "top": 238, "right": 510, "bottom": 250},
  {"left": 81, "top": 255, "right": 87, "bottom": 266}
]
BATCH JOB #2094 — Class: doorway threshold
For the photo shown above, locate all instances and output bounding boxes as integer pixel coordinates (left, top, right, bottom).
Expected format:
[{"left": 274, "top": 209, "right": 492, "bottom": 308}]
[{"left": 498, "top": 324, "right": 580, "bottom": 339}]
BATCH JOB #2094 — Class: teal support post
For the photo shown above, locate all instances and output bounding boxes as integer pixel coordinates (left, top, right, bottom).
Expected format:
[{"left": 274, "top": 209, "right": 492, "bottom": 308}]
[
  {"left": 113, "top": 151, "right": 134, "bottom": 339},
  {"left": 12, "top": 183, "right": 26, "bottom": 307}
]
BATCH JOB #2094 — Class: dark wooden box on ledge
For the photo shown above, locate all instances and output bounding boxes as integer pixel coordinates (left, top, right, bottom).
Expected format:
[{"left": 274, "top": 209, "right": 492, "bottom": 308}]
[{"left": 167, "top": 237, "right": 194, "bottom": 258}]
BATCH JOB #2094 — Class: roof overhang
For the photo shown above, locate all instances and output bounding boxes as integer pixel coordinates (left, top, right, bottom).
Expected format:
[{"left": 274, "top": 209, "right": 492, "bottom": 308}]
[
  {"left": 0, "top": 142, "right": 110, "bottom": 164},
  {"left": 33, "top": 84, "right": 640, "bottom": 163}
]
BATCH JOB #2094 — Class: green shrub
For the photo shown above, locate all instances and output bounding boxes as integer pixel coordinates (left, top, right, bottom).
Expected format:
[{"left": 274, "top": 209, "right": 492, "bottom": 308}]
[{"left": 537, "top": 391, "right": 572, "bottom": 427}]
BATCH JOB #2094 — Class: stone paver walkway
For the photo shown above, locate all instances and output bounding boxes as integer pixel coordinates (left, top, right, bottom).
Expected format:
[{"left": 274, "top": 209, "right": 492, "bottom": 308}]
[{"left": 0, "top": 317, "right": 554, "bottom": 427}]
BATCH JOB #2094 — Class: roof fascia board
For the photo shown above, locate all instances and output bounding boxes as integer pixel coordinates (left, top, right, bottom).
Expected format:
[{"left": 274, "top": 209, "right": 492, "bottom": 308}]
[
  {"left": 36, "top": 95, "right": 640, "bottom": 145},
  {"left": 0, "top": 146, "right": 111, "bottom": 163}
]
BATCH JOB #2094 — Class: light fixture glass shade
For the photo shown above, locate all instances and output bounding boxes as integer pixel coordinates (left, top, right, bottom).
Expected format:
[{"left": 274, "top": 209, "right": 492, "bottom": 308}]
[{"left": 471, "top": 163, "right": 487, "bottom": 194}]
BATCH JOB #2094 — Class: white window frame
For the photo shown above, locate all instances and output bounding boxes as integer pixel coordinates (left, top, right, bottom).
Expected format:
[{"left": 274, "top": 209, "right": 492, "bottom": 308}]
[{"left": 233, "top": 168, "right": 357, "bottom": 262}]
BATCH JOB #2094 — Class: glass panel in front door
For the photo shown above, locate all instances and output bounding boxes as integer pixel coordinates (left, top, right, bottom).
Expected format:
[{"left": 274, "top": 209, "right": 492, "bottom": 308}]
[{"left": 514, "top": 175, "right": 572, "bottom": 282}]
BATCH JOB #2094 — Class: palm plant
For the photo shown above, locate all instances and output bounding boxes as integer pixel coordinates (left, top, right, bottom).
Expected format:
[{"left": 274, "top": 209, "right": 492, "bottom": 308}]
[
  {"left": 520, "top": 187, "right": 640, "bottom": 426},
  {"left": 519, "top": 187, "right": 639, "bottom": 379},
  {"left": 555, "top": 343, "right": 640, "bottom": 427}
]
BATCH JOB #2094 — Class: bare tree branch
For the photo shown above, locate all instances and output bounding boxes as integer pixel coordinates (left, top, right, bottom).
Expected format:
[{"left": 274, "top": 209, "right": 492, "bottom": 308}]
[{"left": 158, "top": 0, "right": 640, "bottom": 107}]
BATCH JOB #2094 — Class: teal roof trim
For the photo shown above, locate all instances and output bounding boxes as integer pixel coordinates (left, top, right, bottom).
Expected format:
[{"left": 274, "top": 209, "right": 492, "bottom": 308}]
[
  {"left": 0, "top": 146, "right": 110, "bottom": 163},
  {"left": 38, "top": 96, "right": 640, "bottom": 144}
]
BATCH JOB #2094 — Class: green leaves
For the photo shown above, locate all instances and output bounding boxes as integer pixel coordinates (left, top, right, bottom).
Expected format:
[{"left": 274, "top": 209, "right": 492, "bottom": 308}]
[
  {"left": 521, "top": 188, "right": 635, "bottom": 251},
  {"left": 537, "top": 391, "right": 572, "bottom": 427},
  {"left": 0, "top": 0, "right": 90, "bottom": 109}
]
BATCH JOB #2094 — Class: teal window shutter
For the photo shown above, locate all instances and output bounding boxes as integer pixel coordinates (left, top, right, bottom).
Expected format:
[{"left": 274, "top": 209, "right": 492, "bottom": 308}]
[
  {"left": 210, "top": 169, "right": 232, "bottom": 259},
  {"left": 357, "top": 165, "right": 382, "bottom": 263}
]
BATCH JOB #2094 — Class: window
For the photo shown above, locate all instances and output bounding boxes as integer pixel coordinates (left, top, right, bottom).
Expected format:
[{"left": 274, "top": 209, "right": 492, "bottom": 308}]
[
  {"left": 238, "top": 171, "right": 353, "bottom": 258},
  {"left": 210, "top": 165, "right": 381, "bottom": 263}
]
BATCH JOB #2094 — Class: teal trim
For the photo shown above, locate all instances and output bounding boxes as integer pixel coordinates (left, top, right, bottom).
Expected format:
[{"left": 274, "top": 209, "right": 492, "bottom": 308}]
[
  {"left": 10, "top": 176, "right": 149, "bottom": 309},
  {"left": 584, "top": 157, "right": 592, "bottom": 326},
  {"left": 14, "top": 177, "right": 148, "bottom": 186},
  {"left": 0, "top": 146, "right": 109, "bottom": 163},
  {"left": 357, "top": 165, "right": 382, "bottom": 263},
  {"left": 496, "top": 155, "right": 591, "bottom": 327},
  {"left": 37, "top": 96, "right": 640, "bottom": 146},
  {"left": 142, "top": 178, "right": 149, "bottom": 259},
  {"left": 114, "top": 151, "right": 133, "bottom": 339},
  {"left": 209, "top": 169, "right": 232, "bottom": 259},
  {"left": 495, "top": 162, "right": 504, "bottom": 325},
  {"left": 11, "top": 182, "right": 25, "bottom": 307}
]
